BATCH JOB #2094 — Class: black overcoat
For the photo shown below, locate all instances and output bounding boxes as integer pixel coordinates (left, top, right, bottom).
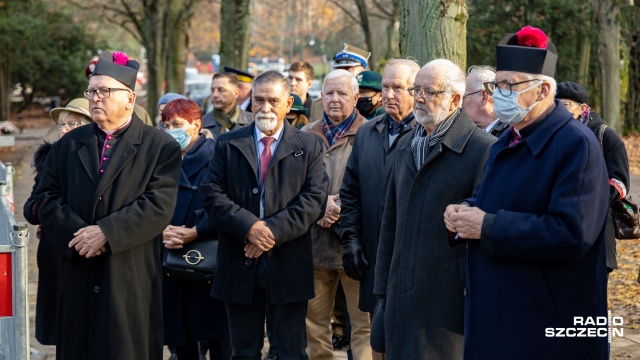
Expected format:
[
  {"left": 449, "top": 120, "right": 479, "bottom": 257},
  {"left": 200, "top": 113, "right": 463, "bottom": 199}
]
[
  {"left": 339, "top": 113, "right": 416, "bottom": 312},
  {"left": 203, "top": 122, "right": 328, "bottom": 305},
  {"left": 34, "top": 115, "right": 181, "bottom": 360},
  {"left": 23, "top": 142, "right": 57, "bottom": 345},
  {"left": 162, "top": 135, "right": 229, "bottom": 345},
  {"left": 373, "top": 113, "right": 495, "bottom": 359}
]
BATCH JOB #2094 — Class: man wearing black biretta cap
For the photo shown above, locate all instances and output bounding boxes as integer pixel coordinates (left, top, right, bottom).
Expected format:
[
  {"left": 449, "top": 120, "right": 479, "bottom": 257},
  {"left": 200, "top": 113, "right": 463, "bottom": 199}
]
[
  {"left": 34, "top": 50, "right": 181, "bottom": 359},
  {"left": 445, "top": 26, "right": 611, "bottom": 359}
]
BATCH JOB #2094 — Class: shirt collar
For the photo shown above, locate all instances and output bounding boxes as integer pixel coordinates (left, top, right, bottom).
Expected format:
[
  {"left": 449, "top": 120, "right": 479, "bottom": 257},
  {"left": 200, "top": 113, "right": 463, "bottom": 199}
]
[{"left": 484, "top": 118, "right": 501, "bottom": 133}]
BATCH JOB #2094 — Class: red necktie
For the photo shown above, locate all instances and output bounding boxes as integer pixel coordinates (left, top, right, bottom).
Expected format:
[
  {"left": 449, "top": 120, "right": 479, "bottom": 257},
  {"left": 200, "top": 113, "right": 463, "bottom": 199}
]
[{"left": 259, "top": 137, "right": 275, "bottom": 186}]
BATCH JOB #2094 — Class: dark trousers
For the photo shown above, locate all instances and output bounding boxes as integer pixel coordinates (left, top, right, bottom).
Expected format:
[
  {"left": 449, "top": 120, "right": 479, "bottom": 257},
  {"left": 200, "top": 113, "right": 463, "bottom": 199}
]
[
  {"left": 226, "top": 265, "right": 309, "bottom": 360},
  {"left": 177, "top": 339, "right": 231, "bottom": 360}
]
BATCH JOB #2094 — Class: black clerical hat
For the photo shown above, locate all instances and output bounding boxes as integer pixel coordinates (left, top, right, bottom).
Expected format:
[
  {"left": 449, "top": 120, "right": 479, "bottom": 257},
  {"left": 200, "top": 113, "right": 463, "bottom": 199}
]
[
  {"left": 92, "top": 51, "right": 140, "bottom": 90},
  {"left": 496, "top": 26, "right": 557, "bottom": 77}
]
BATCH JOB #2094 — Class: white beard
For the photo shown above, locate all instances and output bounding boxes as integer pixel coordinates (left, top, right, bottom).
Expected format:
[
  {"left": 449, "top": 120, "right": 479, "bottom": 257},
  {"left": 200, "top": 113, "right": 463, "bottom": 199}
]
[
  {"left": 255, "top": 111, "right": 278, "bottom": 132},
  {"left": 413, "top": 101, "right": 450, "bottom": 126}
]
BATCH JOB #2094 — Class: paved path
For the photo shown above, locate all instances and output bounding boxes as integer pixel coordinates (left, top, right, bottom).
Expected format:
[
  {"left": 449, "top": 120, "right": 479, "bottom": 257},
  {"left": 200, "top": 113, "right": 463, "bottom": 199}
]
[{"left": 6, "top": 125, "right": 639, "bottom": 359}]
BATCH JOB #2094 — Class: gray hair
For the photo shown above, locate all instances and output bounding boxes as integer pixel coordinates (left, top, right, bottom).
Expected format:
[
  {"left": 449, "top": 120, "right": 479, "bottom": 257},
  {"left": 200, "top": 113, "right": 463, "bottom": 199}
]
[
  {"left": 521, "top": 72, "right": 557, "bottom": 96},
  {"left": 422, "top": 59, "right": 466, "bottom": 97},
  {"left": 466, "top": 65, "right": 496, "bottom": 92},
  {"left": 322, "top": 69, "right": 359, "bottom": 94},
  {"left": 384, "top": 58, "right": 421, "bottom": 85},
  {"left": 253, "top": 70, "right": 291, "bottom": 93}
]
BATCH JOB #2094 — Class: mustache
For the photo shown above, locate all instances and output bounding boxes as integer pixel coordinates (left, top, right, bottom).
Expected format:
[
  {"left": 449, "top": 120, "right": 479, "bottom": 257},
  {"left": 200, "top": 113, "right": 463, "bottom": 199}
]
[{"left": 256, "top": 111, "right": 278, "bottom": 121}]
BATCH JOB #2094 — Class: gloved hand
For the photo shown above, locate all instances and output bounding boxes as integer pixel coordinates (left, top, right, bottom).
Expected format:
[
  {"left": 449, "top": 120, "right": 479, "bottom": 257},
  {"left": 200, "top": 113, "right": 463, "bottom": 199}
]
[{"left": 342, "top": 239, "right": 369, "bottom": 280}]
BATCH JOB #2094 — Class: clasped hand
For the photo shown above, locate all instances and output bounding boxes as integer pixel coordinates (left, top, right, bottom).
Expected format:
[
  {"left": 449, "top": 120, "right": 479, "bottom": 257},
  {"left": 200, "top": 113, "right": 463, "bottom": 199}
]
[
  {"left": 318, "top": 195, "right": 341, "bottom": 228},
  {"left": 163, "top": 225, "right": 198, "bottom": 249},
  {"left": 69, "top": 225, "right": 108, "bottom": 258},
  {"left": 443, "top": 204, "right": 485, "bottom": 240},
  {"left": 245, "top": 220, "right": 275, "bottom": 258}
]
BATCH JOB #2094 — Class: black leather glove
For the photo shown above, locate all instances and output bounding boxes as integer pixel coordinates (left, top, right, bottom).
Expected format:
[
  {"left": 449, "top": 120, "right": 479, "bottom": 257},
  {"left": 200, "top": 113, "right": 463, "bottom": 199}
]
[{"left": 342, "top": 239, "right": 369, "bottom": 280}]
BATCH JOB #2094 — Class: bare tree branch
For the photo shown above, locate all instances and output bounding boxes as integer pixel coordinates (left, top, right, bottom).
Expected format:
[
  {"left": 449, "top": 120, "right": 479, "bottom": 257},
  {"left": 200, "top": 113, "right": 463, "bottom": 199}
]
[
  {"left": 372, "top": 0, "right": 393, "bottom": 18},
  {"left": 329, "top": 0, "right": 361, "bottom": 24}
]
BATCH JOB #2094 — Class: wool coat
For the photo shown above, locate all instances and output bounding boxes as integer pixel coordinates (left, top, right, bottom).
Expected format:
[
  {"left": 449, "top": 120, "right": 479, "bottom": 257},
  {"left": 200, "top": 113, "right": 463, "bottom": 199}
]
[
  {"left": 162, "top": 135, "right": 230, "bottom": 346},
  {"left": 23, "top": 142, "right": 57, "bottom": 345},
  {"left": 34, "top": 115, "right": 181, "bottom": 360},
  {"left": 339, "top": 113, "right": 416, "bottom": 312},
  {"left": 303, "top": 114, "right": 365, "bottom": 270},
  {"left": 463, "top": 102, "right": 610, "bottom": 359},
  {"left": 202, "top": 106, "right": 253, "bottom": 138},
  {"left": 585, "top": 111, "right": 630, "bottom": 271},
  {"left": 203, "top": 122, "right": 328, "bottom": 305},
  {"left": 373, "top": 112, "right": 495, "bottom": 359}
]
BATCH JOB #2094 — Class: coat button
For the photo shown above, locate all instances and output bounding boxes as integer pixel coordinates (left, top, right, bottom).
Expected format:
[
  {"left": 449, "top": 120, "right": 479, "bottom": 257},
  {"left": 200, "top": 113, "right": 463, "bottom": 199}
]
[
  {"left": 463, "top": 288, "right": 467, "bottom": 296},
  {"left": 252, "top": 188, "right": 258, "bottom": 194},
  {"left": 93, "top": 286, "right": 100, "bottom": 293},
  {"left": 324, "top": 153, "right": 330, "bottom": 158},
  {"left": 191, "top": 186, "right": 198, "bottom": 191},
  {"left": 98, "top": 196, "right": 102, "bottom": 201}
]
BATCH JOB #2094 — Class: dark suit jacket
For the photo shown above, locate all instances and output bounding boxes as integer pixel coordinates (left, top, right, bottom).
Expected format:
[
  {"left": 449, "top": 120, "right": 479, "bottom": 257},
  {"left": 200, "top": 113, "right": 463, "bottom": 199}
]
[
  {"left": 34, "top": 115, "right": 181, "bottom": 360},
  {"left": 203, "top": 122, "right": 328, "bottom": 305}
]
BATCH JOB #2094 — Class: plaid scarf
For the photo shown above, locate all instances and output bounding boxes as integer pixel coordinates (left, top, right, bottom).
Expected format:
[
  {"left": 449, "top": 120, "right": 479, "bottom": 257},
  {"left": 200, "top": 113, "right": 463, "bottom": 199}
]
[
  {"left": 411, "top": 108, "right": 459, "bottom": 169},
  {"left": 578, "top": 105, "right": 591, "bottom": 125},
  {"left": 322, "top": 110, "right": 356, "bottom": 146}
]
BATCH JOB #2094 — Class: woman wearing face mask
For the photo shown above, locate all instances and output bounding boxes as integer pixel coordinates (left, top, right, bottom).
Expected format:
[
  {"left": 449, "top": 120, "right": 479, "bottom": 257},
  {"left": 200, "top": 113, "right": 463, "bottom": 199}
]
[
  {"left": 160, "top": 99, "right": 231, "bottom": 360},
  {"left": 23, "top": 98, "right": 93, "bottom": 346}
]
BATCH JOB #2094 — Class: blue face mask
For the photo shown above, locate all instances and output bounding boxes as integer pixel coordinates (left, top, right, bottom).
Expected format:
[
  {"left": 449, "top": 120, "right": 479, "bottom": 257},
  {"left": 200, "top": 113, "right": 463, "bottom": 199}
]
[
  {"left": 166, "top": 126, "right": 193, "bottom": 150},
  {"left": 492, "top": 81, "right": 541, "bottom": 126}
]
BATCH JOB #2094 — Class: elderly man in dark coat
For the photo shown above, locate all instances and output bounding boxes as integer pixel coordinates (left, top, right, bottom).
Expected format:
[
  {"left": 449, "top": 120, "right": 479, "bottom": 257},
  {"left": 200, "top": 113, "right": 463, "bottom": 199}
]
[
  {"left": 339, "top": 58, "right": 420, "bottom": 317},
  {"left": 373, "top": 59, "right": 496, "bottom": 359},
  {"left": 203, "top": 71, "right": 327, "bottom": 359},
  {"left": 445, "top": 26, "right": 610, "bottom": 359},
  {"left": 34, "top": 51, "right": 181, "bottom": 360}
]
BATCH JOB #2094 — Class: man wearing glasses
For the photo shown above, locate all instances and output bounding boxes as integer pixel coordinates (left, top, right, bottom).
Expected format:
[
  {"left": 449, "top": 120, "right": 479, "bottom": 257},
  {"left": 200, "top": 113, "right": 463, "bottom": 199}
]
[
  {"left": 35, "top": 50, "right": 181, "bottom": 359},
  {"left": 445, "top": 26, "right": 610, "bottom": 358},
  {"left": 372, "top": 59, "right": 495, "bottom": 359},
  {"left": 462, "top": 65, "right": 509, "bottom": 137}
]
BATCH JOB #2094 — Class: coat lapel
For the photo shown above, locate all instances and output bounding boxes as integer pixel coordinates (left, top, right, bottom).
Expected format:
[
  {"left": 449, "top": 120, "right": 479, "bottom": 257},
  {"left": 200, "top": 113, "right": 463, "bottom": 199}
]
[
  {"left": 396, "top": 129, "right": 418, "bottom": 178},
  {"left": 77, "top": 124, "right": 101, "bottom": 187},
  {"left": 95, "top": 116, "right": 143, "bottom": 197},
  {"left": 271, "top": 122, "right": 302, "bottom": 166},
  {"left": 229, "top": 124, "right": 259, "bottom": 181}
]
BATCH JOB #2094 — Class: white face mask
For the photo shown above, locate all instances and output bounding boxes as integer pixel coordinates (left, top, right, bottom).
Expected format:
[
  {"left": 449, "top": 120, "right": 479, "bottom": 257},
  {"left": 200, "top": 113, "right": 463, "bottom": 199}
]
[{"left": 492, "top": 81, "right": 541, "bottom": 126}]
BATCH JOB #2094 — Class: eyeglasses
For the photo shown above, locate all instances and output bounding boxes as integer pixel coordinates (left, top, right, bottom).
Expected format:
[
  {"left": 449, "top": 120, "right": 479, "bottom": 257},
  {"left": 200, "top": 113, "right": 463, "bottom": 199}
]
[
  {"left": 83, "top": 87, "right": 131, "bottom": 100},
  {"left": 463, "top": 89, "right": 483, "bottom": 99},
  {"left": 57, "top": 121, "right": 81, "bottom": 130},
  {"left": 483, "top": 79, "right": 540, "bottom": 96},
  {"left": 407, "top": 86, "right": 446, "bottom": 98}
]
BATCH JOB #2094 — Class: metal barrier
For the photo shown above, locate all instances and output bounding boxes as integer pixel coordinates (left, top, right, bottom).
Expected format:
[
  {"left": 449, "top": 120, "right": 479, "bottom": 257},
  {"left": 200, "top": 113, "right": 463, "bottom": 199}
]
[{"left": 0, "top": 161, "right": 30, "bottom": 360}]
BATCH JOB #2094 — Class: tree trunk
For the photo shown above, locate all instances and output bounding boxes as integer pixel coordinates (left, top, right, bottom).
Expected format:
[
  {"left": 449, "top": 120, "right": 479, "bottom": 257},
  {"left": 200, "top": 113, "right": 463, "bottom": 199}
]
[
  {"left": 385, "top": 1, "right": 399, "bottom": 59},
  {"left": 0, "top": 44, "right": 10, "bottom": 122},
  {"left": 220, "top": 0, "right": 251, "bottom": 69},
  {"left": 577, "top": 35, "right": 591, "bottom": 86},
  {"left": 165, "top": 0, "right": 200, "bottom": 94},
  {"left": 354, "top": 0, "right": 375, "bottom": 71},
  {"left": 593, "top": 0, "right": 621, "bottom": 132},
  {"left": 143, "top": 1, "right": 166, "bottom": 122},
  {"left": 623, "top": 1, "right": 640, "bottom": 131},
  {"left": 399, "top": 0, "right": 468, "bottom": 69}
]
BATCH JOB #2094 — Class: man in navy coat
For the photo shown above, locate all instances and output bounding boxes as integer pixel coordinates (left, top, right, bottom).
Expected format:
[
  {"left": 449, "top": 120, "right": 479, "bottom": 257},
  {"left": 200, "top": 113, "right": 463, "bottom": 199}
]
[
  {"left": 444, "top": 26, "right": 610, "bottom": 359},
  {"left": 203, "top": 71, "right": 328, "bottom": 359}
]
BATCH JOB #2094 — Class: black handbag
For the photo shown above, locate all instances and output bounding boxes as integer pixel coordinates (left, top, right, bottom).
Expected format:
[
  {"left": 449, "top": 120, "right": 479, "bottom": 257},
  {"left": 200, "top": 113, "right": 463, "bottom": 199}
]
[
  {"left": 611, "top": 196, "right": 640, "bottom": 240},
  {"left": 162, "top": 238, "right": 218, "bottom": 282}
]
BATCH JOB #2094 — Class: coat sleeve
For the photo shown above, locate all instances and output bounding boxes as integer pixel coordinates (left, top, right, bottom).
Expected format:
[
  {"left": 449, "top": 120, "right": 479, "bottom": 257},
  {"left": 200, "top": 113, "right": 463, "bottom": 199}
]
[
  {"left": 265, "top": 136, "right": 328, "bottom": 246},
  {"left": 373, "top": 159, "right": 398, "bottom": 296},
  {"left": 202, "top": 139, "right": 262, "bottom": 243},
  {"left": 338, "top": 132, "right": 363, "bottom": 245},
  {"left": 96, "top": 139, "right": 182, "bottom": 254},
  {"left": 34, "top": 141, "right": 90, "bottom": 259},
  {"left": 603, "top": 127, "right": 630, "bottom": 203},
  {"left": 194, "top": 209, "right": 217, "bottom": 239},
  {"left": 480, "top": 134, "right": 610, "bottom": 263}
]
